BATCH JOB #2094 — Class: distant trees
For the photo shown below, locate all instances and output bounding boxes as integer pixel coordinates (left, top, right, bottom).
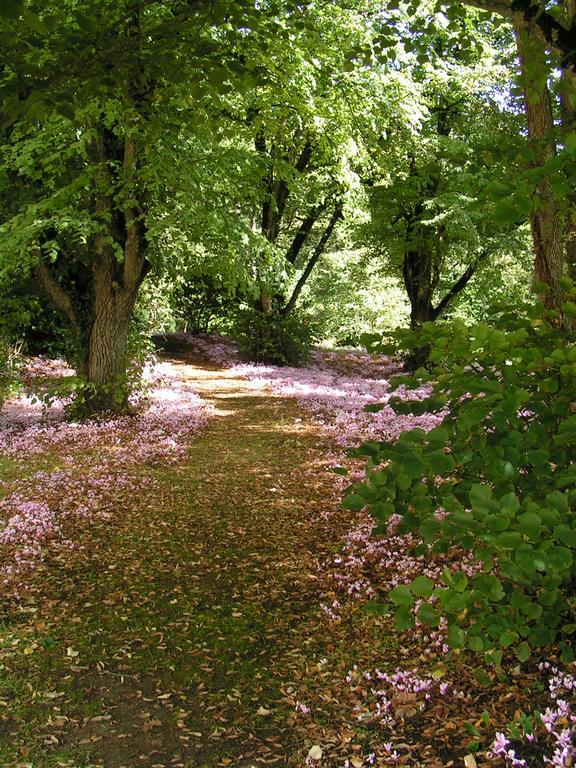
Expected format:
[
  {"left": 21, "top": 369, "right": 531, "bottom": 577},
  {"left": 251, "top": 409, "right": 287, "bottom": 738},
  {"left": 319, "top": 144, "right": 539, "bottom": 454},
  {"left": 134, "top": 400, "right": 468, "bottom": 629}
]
[
  {"left": 363, "top": 12, "right": 529, "bottom": 333},
  {"left": 454, "top": 0, "right": 576, "bottom": 313}
]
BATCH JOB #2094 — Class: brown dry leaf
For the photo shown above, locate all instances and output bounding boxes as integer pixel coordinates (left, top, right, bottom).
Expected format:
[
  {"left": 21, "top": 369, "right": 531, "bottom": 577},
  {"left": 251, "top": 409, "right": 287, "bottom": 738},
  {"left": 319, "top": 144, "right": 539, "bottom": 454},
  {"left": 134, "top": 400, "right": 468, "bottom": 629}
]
[
  {"left": 140, "top": 718, "right": 162, "bottom": 732},
  {"left": 392, "top": 692, "right": 423, "bottom": 719}
]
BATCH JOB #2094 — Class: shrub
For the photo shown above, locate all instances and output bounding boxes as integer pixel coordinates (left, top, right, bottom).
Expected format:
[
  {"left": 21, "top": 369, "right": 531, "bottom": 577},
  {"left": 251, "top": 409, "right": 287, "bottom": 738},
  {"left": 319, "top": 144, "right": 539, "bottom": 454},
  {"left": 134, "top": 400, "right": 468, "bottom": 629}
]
[
  {"left": 347, "top": 288, "right": 576, "bottom": 665},
  {"left": 171, "top": 275, "right": 241, "bottom": 334},
  {"left": 234, "top": 309, "right": 318, "bottom": 366}
]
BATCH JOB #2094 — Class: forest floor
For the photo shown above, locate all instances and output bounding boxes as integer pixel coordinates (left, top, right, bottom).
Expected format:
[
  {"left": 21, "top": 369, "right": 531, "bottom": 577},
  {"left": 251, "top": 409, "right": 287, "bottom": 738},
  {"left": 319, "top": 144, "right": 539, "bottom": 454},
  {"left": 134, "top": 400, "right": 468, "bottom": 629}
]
[{"left": 0, "top": 339, "right": 571, "bottom": 768}]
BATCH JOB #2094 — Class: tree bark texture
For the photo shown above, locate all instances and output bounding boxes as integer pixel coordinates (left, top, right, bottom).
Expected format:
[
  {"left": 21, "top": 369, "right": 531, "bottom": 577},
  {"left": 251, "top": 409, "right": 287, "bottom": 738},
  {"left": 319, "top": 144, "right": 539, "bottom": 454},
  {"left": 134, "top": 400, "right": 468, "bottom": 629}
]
[
  {"left": 515, "top": 21, "right": 566, "bottom": 311},
  {"left": 560, "top": 0, "right": 576, "bottom": 276},
  {"left": 35, "top": 131, "right": 149, "bottom": 415}
]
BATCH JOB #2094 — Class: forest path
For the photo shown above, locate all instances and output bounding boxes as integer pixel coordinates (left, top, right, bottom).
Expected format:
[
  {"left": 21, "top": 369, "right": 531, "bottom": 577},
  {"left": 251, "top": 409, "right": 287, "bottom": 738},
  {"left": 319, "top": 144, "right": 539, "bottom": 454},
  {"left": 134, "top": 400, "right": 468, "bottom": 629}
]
[{"left": 3, "top": 351, "right": 353, "bottom": 768}]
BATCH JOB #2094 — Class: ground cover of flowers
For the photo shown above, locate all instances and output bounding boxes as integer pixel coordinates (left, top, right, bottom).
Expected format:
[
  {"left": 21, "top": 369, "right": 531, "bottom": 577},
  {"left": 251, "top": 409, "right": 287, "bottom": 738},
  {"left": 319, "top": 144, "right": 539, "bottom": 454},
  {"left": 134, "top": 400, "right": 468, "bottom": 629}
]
[
  {"left": 0, "top": 335, "right": 574, "bottom": 768},
  {"left": 0, "top": 357, "right": 212, "bottom": 594},
  {"left": 185, "top": 334, "right": 576, "bottom": 768}
]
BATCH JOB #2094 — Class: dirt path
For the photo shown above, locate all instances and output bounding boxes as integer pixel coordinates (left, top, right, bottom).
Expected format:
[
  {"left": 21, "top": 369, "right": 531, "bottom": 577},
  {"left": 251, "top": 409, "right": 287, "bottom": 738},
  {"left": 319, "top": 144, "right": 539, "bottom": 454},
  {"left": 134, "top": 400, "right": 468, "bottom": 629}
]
[{"left": 1, "top": 355, "right": 351, "bottom": 767}]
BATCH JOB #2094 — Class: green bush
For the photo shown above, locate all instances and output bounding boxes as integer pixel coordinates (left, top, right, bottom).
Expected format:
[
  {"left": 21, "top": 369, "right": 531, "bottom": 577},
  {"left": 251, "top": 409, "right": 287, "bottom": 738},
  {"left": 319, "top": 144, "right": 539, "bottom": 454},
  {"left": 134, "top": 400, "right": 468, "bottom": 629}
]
[
  {"left": 170, "top": 275, "right": 242, "bottom": 334},
  {"left": 348, "top": 288, "right": 576, "bottom": 665},
  {"left": 234, "top": 309, "right": 318, "bottom": 366}
]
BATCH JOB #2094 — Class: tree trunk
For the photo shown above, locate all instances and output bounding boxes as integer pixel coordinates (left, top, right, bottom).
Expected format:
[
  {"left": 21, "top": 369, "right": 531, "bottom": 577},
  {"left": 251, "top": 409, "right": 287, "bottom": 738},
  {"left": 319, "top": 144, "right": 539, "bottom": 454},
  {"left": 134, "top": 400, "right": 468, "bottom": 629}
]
[
  {"left": 85, "top": 261, "right": 140, "bottom": 414},
  {"left": 403, "top": 246, "right": 436, "bottom": 329},
  {"left": 255, "top": 135, "right": 314, "bottom": 316},
  {"left": 515, "top": 21, "right": 566, "bottom": 311},
  {"left": 560, "top": 26, "right": 576, "bottom": 278}
]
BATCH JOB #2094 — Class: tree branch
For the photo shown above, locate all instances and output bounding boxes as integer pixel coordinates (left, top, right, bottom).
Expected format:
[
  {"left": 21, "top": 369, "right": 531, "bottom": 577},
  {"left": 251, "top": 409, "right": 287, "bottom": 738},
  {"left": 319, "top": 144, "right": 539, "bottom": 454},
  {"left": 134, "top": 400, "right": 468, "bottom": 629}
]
[
  {"left": 460, "top": 0, "right": 576, "bottom": 68},
  {"left": 431, "top": 251, "right": 489, "bottom": 320},
  {"left": 35, "top": 258, "right": 83, "bottom": 341},
  {"left": 282, "top": 203, "right": 343, "bottom": 315},
  {"left": 284, "top": 203, "right": 328, "bottom": 265}
]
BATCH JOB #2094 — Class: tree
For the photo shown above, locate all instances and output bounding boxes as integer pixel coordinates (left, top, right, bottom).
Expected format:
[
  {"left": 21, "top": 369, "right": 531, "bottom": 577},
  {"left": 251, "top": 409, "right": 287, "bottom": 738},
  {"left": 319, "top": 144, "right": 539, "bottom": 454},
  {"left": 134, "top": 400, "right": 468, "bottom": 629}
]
[
  {"left": 458, "top": 0, "right": 576, "bottom": 70},
  {"left": 452, "top": 0, "right": 576, "bottom": 311},
  {"left": 0, "top": 0, "right": 320, "bottom": 412},
  {"left": 214, "top": 1, "right": 398, "bottom": 321},
  {"left": 376, "top": 1, "right": 575, "bottom": 320},
  {"left": 363, "top": 11, "right": 528, "bottom": 339},
  {"left": 514, "top": 20, "right": 565, "bottom": 308}
]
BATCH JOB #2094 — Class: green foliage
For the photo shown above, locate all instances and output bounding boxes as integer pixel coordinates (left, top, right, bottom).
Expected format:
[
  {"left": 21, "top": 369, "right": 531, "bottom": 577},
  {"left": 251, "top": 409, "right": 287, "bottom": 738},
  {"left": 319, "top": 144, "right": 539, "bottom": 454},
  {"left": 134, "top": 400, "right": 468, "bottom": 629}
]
[
  {"left": 170, "top": 275, "right": 243, "bottom": 334},
  {"left": 361, "top": 9, "right": 532, "bottom": 328},
  {"left": 0, "top": 336, "right": 22, "bottom": 409},
  {"left": 301, "top": 248, "right": 410, "bottom": 345},
  {"left": 351, "top": 290, "right": 576, "bottom": 663},
  {"left": 234, "top": 309, "right": 318, "bottom": 366}
]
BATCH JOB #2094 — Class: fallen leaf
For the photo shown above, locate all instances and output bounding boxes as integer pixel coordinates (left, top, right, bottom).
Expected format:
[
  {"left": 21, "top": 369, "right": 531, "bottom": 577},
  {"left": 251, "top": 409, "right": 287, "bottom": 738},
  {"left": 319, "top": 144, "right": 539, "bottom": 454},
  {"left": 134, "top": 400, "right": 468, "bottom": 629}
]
[{"left": 308, "top": 745, "right": 323, "bottom": 761}]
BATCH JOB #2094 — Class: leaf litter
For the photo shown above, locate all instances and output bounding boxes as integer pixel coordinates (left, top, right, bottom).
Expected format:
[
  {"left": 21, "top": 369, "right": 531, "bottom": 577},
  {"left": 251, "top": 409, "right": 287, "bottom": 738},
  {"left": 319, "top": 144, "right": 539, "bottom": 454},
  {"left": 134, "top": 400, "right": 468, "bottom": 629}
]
[{"left": 0, "top": 335, "right": 574, "bottom": 767}]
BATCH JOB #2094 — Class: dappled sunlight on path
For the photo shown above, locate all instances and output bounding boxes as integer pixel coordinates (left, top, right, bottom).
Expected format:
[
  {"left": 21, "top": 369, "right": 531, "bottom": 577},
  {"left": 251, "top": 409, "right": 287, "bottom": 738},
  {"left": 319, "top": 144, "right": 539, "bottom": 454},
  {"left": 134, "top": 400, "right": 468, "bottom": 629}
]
[
  {"left": 0, "top": 354, "right": 350, "bottom": 768},
  {"left": 2, "top": 342, "right": 573, "bottom": 768}
]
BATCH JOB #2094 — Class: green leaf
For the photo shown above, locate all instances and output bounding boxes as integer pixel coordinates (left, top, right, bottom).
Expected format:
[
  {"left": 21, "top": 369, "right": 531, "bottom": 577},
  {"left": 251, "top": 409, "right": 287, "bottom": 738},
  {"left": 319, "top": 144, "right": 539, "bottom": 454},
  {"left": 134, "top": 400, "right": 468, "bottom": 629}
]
[
  {"left": 364, "top": 402, "right": 386, "bottom": 413},
  {"left": 468, "top": 635, "right": 484, "bottom": 652},
  {"left": 447, "top": 624, "right": 466, "bottom": 648},
  {"left": 499, "top": 630, "right": 519, "bottom": 648},
  {"left": 395, "top": 605, "right": 415, "bottom": 630},
  {"left": 22, "top": 9, "right": 46, "bottom": 33},
  {"left": 565, "top": 132, "right": 576, "bottom": 154},
  {"left": 559, "top": 642, "right": 575, "bottom": 663},
  {"left": 342, "top": 493, "right": 365, "bottom": 512},
  {"left": 402, "top": 454, "right": 426, "bottom": 479},
  {"left": 470, "top": 483, "right": 492, "bottom": 508},
  {"left": 493, "top": 200, "right": 521, "bottom": 224},
  {"left": 411, "top": 575, "right": 435, "bottom": 598},
  {"left": 362, "top": 601, "right": 391, "bottom": 616},
  {"left": 389, "top": 584, "right": 414, "bottom": 607},
  {"left": 474, "top": 667, "right": 493, "bottom": 687},
  {"left": 75, "top": 12, "right": 99, "bottom": 33},
  {"left": 517, "top": 511, "right": 542, "bottom": 539},
  {"left": 545, "top": 547, "right": 573, "bottom": 572},
  {"left": 428, "top": 450, "right": 456, "bottom": 475},
  {"left": 452, "top": 572, "right": 468, "bottom": 592},
  {"left": 486, "top": 648, "right": 503, "bottom": 667},
  {"left": 0, "top": 0, "right": 23, "bottom": 19},
  {"left": 515, "top": 642, "right": 531, "bottom": 663},
  {"left": 496, "top": 531, "right": 523, "bottom": 549},
  {"left": 426, "top": 426, "right": 449, "bottom": 447},
  {"left": 417, "top": 603, "right": 441, "bottom": 627},
  {"left": 419, "top": 516, "right": 441, "bottom": 540},
  {"left": 473, "top": 575, "right": 505, "bottom": 602},
  {"left": 439, "top": 589, "right": 469, "bottom": 614}
]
